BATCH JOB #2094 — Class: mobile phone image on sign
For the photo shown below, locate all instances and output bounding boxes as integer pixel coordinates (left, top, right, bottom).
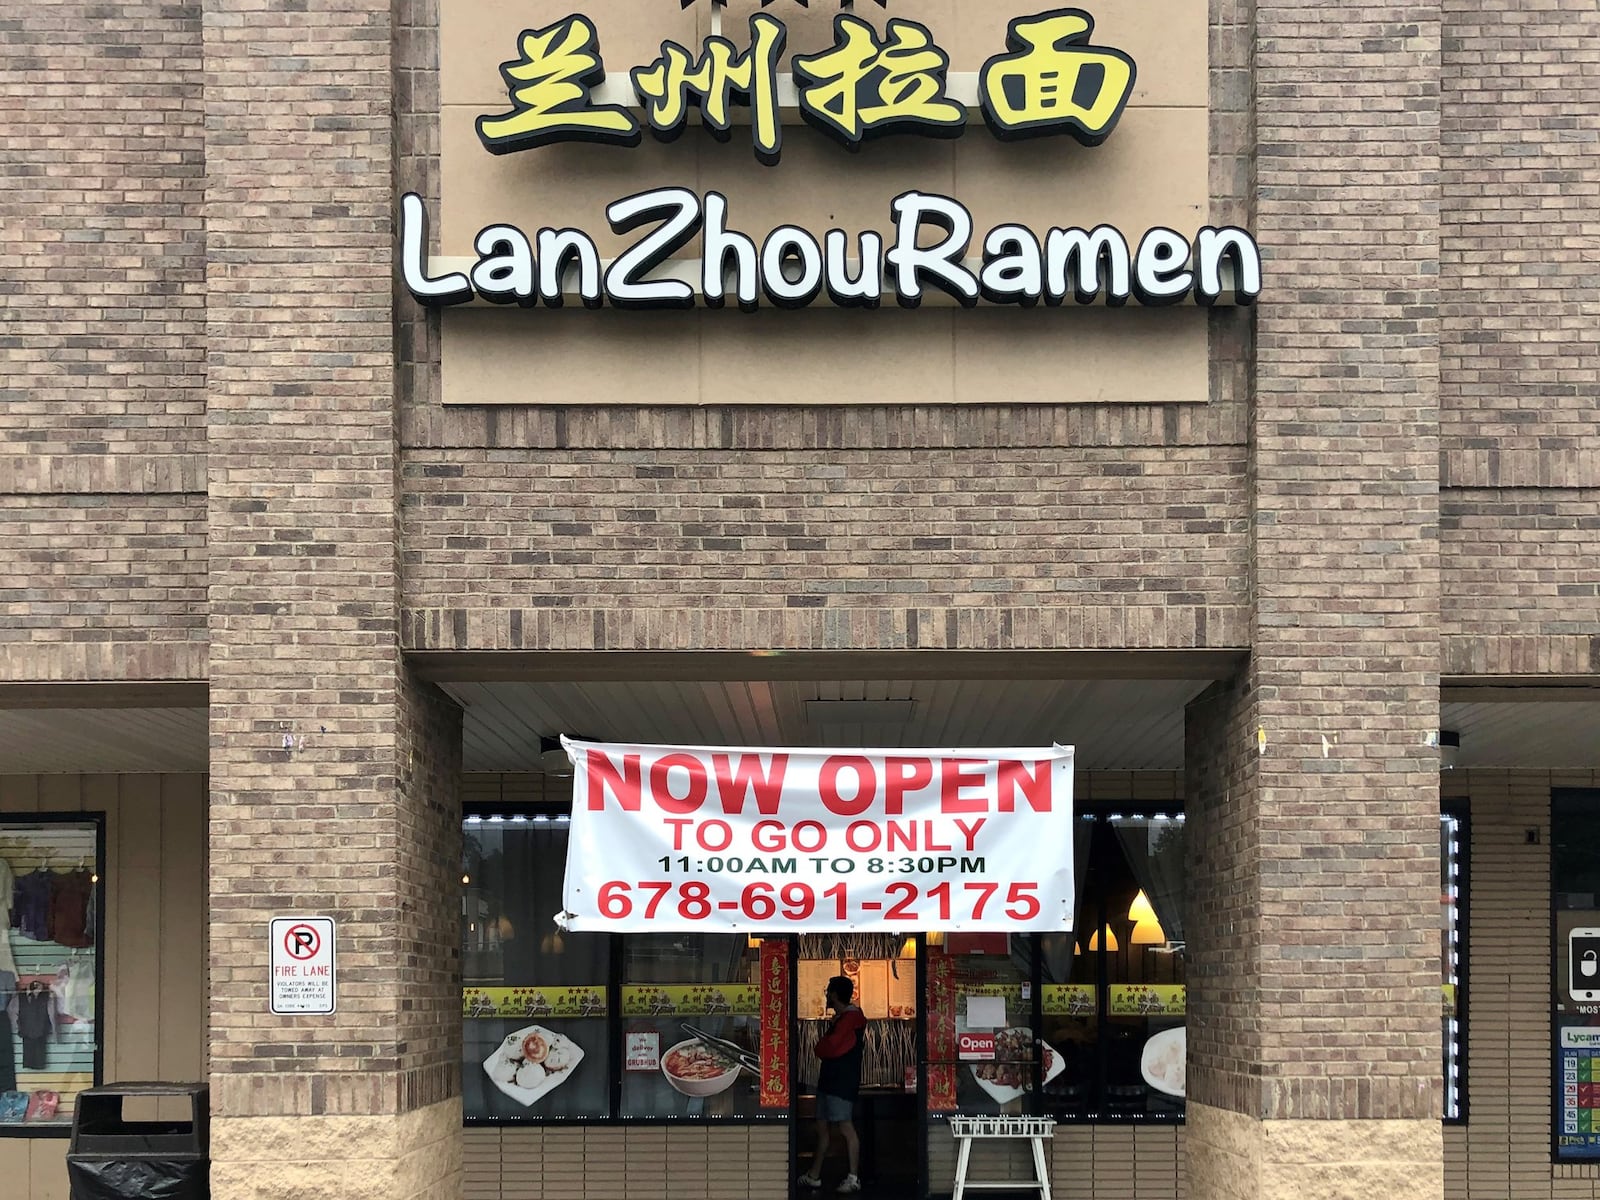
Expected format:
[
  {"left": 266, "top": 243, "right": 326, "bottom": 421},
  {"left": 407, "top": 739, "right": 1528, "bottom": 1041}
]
[{"left": 1571, "top": 929, "right": 1600, "bottom": 1003}]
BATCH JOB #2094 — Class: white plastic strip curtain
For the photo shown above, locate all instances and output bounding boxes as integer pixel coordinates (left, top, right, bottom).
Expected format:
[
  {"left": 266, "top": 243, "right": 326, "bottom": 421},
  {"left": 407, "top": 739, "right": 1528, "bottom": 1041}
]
[{"left": 559, "top": 740, "right": 1076, "bottom": 933}]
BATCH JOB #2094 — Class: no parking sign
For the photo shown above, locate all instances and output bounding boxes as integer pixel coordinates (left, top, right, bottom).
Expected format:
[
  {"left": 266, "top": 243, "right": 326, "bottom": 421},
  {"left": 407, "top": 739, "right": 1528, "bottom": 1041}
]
[{"left": 269, "top": 916, "right": 337, "bottom": 1015}]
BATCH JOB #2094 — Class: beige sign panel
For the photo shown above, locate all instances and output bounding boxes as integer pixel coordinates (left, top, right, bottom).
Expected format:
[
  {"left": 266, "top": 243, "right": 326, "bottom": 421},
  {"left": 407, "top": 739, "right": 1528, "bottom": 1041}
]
[{"left": 430, "top": 0, "right": 1218, "bottom": 406}]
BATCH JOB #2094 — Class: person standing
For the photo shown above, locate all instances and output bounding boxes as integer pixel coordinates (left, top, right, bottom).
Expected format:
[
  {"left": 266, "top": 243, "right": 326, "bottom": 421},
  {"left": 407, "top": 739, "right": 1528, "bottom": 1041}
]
[{"left": 799, "top": 975, "right": 867, "bottom": 1194}]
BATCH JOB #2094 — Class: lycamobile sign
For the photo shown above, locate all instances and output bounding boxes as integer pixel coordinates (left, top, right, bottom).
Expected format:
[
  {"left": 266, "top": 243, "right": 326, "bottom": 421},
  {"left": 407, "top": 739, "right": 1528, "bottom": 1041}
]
[{"left": 400, "top": 7, "right": 1262, "bottom": 311}]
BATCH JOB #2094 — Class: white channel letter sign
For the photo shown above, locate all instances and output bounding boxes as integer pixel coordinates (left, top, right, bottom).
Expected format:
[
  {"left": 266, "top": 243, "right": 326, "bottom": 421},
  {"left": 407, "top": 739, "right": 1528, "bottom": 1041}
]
[
  {"left": 270, "top": 916, "right": 337, "bottom": 1015},
  {"left": 401, "top": 191, "right": 1261, "bottom": 312},
  {"left": 558, "top": 739, "right": 1075, "bottom": 933}
]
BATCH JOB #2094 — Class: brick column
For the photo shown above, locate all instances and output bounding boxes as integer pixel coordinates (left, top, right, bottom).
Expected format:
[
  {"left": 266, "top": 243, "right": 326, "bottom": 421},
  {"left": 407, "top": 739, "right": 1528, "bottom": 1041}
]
[
  {"left": 1184, "top": 0, "right": 1444, "bottom": 1196},
  {"left": 204, "top": 1, "right": 462, "bottom": 1196}
]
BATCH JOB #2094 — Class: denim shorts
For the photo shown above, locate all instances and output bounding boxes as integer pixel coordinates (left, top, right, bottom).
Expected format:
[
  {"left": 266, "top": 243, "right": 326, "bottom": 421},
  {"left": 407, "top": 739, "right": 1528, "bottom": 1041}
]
[{"left": 817, "top": 1092, "right": 855, "bottom": 1123}]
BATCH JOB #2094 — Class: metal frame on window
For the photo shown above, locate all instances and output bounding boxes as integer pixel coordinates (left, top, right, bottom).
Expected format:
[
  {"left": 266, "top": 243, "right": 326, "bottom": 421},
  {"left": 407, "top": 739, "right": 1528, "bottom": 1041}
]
[{"left": 1442, "top": 803, "right": 1469, "bottom": 1126}]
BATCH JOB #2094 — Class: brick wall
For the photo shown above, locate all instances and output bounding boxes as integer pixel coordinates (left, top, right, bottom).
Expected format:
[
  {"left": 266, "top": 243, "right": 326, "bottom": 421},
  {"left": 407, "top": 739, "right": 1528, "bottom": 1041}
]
[
  {"left": 0, "top": 1, "right": 206, "bottom": 684},
  {"left": 1193, "top": 0, "right": 1445, "bottom": 1124},
  {"left": 401, "top": 448, "right": 1251, "bottom": 653},
  {"left": 0, "top": 494, "right": 206, "bottom": 677},
  {"left": 1441, "top": 491, "right": 1600, "bottom": 676},
  {"left": 1439, "top": 0, "right": 1600, "bottom": 677},
  {"left": 1183, "top": 677, "right": 1263, "bottom": 1110},
  {"left": 203, "top": 0, "right": 459, "bottom": 1128}
]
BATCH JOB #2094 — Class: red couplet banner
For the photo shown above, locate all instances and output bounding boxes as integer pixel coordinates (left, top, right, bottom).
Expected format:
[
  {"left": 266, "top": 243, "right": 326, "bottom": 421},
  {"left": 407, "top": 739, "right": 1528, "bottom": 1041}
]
[{"left": 557, "top": 740, "right": 1075, "bottom": 933}]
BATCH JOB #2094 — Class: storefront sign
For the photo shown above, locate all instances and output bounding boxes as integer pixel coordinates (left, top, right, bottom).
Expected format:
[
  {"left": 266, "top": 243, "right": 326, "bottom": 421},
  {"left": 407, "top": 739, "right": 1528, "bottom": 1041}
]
[
  {"left": 269, "top": 916, "right": 335, "bottom": 1016},
  {"left": 475, "top": 10, "right": 1137, "bottom": 162},
  {"left": 401, "top": 190, "right": 1260, "bottom": 311},
  {"left": 758, "top": 938, "right": 791, "bottom": 1108},
  {"left": 557, "top": 739, "right": 1075, "bottom": 932},
  {"left": 404, "top": 7, "right": 1262, "bottom": 314},
  {"left": 957, "top": 1032, "right": 997, "bottom": 1062}
]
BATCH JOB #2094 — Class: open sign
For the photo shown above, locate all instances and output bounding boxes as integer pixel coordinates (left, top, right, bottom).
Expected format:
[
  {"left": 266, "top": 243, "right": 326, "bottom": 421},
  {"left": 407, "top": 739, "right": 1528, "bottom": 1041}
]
[{"left": 957, "top": 1032, "right": 996, "bottom": 1062}]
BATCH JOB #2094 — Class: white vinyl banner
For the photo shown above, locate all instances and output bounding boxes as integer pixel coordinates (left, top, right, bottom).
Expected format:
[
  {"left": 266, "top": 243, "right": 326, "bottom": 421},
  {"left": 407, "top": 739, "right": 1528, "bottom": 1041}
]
[{"left": 558, "top": 739, "right": 1074, "bottom": 933}]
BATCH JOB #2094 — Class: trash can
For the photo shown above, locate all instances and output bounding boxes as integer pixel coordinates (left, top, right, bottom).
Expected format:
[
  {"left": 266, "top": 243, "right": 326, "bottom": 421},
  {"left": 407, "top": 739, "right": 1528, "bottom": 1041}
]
[{"left": 66, "top": 1082, "right": 209, "bottom": 1200}]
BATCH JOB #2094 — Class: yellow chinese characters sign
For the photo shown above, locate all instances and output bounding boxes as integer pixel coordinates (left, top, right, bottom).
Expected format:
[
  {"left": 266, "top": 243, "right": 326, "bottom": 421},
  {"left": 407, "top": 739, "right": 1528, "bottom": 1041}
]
[
  {"left": 463, "top": 986, "right": 608, "bottom": 1019},
  {"left": 476, "top": 7, "right": 1137, "bottom": 163},
  {"left": 1108, "top": 985, "right": 1186, "bottom": 1017},
  {"left": 621, "top": 984, "right": 761, "bottom": 1017},
  {"left": 1041, "top": 984, "right": 1097, "bottom": 1016}
]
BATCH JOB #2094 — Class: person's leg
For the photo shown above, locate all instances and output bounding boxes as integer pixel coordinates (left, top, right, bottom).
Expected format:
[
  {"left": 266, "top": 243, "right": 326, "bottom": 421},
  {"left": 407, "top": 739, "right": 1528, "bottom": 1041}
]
[
  {"left": 839, "top": 1118, "right": 860, "bottom": 1178},
  {"left": 801, "top": 1111, "right": 831, "bottom": 1184}
]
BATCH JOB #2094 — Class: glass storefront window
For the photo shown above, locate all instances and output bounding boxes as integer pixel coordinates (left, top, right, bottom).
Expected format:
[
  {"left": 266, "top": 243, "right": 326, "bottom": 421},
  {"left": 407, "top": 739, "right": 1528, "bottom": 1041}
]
[
  {"left": 0, "top": 816, "right": 102, "bottom": 1132},
  {"left": 1040, "top": 812, "right": 1185, "bottom": 1121},
  {"left": 463, "top": 814, "right": 611, "bottom": 1121},
  {"left": 621, "top": 933, "right": 764, "bottom": 1117},
  {"left": 1553, "top": 790, "right": 1600, "bottom": 1160}
]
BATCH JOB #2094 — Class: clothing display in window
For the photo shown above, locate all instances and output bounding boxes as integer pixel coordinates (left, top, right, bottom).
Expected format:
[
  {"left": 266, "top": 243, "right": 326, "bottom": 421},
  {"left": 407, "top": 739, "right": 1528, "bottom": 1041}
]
[
  {"left": 54, "top": 959, "right": 92, "bottom": 1023},
  {"left": 11, "top": 870, "right": 52, "bottom": 942},
  {"left": 47, "top": 870, "right": 93, "bottom": 948},
  {"left": 0, "top": 820, "right": 102, "bottom": 1128},
  {"left": 0, "top": 1091, "right": 26, "bottom": 1124},
  {"left": 10, "top": 982, "right": 56, "bottom": 1071}
]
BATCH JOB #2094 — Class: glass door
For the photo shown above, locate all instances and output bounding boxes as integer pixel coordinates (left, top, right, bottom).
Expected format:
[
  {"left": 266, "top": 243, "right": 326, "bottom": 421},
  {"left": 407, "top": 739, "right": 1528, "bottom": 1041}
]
[
  {"left": 923, "top": 934, "right": 1043, "bottom": 1198},
  {"left": 793, "top": 934, "right": 921, "bottom": 1198}
]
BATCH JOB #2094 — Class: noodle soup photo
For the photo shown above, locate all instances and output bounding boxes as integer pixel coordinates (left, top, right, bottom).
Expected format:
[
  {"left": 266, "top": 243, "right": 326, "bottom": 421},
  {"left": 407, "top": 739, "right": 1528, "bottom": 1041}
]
[{"left": 661, "top": 1039, "right": 741, "bottom": 1097}]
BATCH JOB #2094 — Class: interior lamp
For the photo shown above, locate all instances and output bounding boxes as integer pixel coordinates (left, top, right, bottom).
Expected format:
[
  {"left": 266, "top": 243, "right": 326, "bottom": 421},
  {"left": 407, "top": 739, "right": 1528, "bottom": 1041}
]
[{"left": 1087, "top": 925, "right": 1119, "bottom": 952}]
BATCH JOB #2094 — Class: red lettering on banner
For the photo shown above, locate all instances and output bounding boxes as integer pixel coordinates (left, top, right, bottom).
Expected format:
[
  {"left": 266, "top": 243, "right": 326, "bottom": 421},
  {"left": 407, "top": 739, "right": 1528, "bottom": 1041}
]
[
  {"left": 651, "top": 753, "right": 708, "bottom": 814},
  {"left": 752, "top": 820, "right": 785, "bottom": 851},
  {"left": 713, "top": 753, "right": 789, "bottom": 814},
  {"left": 792, "top": 820, "right": 827, "bottom": 852},
  {"left": 845, "top": 821, "right": 882, "bottom": 852},
  {"left": 884, "top": 757, "right": 934, "bottom": 814},
  {"left": 997, "top": 759, "right": 1052, "bottom": 812},
  {"left": 885, "top": 821, "right": 957, "bottom": 851},
  {"left": 940, "top": 758, "right": 987, "bottom": 813},
  {"left": 587, "top": 750, "right": 642, "bottom": 810},
  {"left": 953, "top": 817, "right": 987, "bottom": 851},
  {"left": 820, "top": 756, "right": 876, "bottom": 816},
  {"left": 664, "top": 817, "right": 691, "bottom": 849}
]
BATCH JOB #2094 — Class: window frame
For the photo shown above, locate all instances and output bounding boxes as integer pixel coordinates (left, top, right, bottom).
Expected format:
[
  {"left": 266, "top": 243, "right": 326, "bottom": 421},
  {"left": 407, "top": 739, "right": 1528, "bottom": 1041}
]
[
  {"left": 0, "top": 810, "right": 107, "bottom": 1140},
  {"left": 1442, "top": 802, "right": 1469, "bottom": 1127}
]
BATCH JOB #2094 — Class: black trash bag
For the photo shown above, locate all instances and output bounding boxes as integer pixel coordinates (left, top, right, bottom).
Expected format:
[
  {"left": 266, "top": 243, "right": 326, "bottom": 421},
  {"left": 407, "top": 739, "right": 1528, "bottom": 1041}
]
[{"left": 67, "top": 1157, "right": 207, "bottom": 1200}]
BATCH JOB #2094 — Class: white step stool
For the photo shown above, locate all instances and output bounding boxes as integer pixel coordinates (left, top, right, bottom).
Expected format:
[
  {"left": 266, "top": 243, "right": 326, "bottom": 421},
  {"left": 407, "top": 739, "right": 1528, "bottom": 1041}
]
[{"left": 948, "top": 1116, "right": 1057, "bottom": 1200}]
